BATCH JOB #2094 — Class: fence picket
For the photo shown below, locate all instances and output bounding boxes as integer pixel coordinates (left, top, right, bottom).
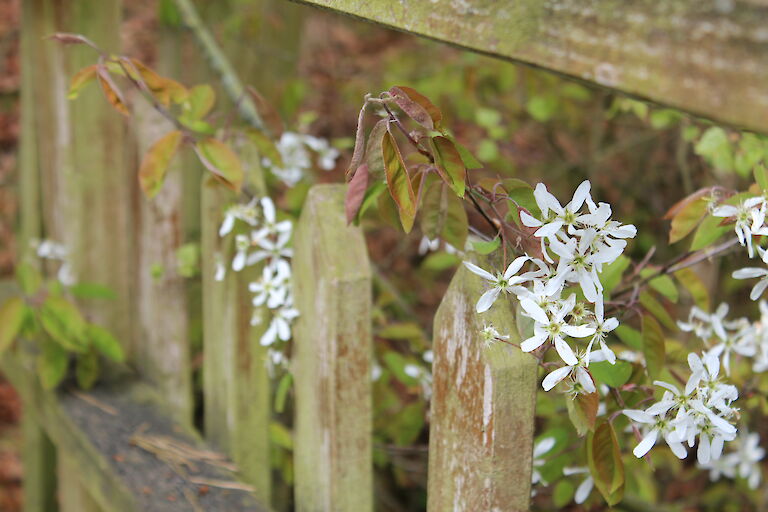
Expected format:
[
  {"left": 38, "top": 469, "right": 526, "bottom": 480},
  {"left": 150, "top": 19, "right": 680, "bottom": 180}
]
[
  {"left": 427, "top": 258, "right": 538, "bottom": 512},
  {"left": 201, "top": 176, "right": 272, "bottom": 503},
  {"left": 292, "top": 184, "right": 373, "bottom": 512}
]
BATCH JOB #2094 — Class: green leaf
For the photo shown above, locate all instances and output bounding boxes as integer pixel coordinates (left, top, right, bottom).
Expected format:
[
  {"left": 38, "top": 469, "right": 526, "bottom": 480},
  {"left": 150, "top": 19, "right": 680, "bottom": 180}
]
[
  {"left": 420, "top": 182, "right": 468, "bottom": 249},
  {"left": 356, "top": 182, "right": 386, "bottom": 223},
  {"left": 755, "top": 163, "right": 768, "bottom": 192},
  {"left": 68, "top": 64, "right": 98, "bottom": 100},
  {"left": 526, "top": 95, "right": 558, "bottom": 122},
  {"left": 87, "top": 324, "right": 124, "bottom": 362},
  {"left": 695, "top": 126, "right": 733, "bottom": 171},
  {"left": 506, "top": 181, "right": 541, "bottom": 219},
  {"left": 471, "top": 237, "right": 500, "bottom": 255},
  {"left": 68, "top": 283, "right": 117, "bottom": 300},
  {"left": 639, "top": 269, "right": 679, "bottom": 303},
  {"left": 183, "top": 84, "right": 215, "bottom": 121},
  {"left": 566, "top": 391, "right": 598, "bottom": 436},
  {"left": 421, "top": 252, "right": 460, "bottom": 271},
  {"left": 16, "top": 263, "right": 42, "bottom": 296},
  {"left": 378, "top": 322, "right": 424, "bottom": 341},
  {"left": 446, "top": 135, "right": 483, "bottom": 169},
  {"left": 600, "top": 255, "right": 630, "bottom": 296},
  {"left": 195, "top": 138, "right": 244, "bottom": 193},
  {"left": 176, "top": 243, "right": 200, "bottom": 278},
  {"left": 431, "top": 136, "right": 466, "bottom": 197},
  {"left": 270, "top": 421, "right": 293, "bottom": 450},
  {"left": 0, "top": 298, "right": 26, "bottom": 356},
  {"left": 553, "top": 480, "right": 576, "bottom": 508},
  {"left": 590, "top": 360, "right": 633, "bottom": 388},
  {"left": 639, "top": 291, "right": 677, "bottom": 331},
  {"left": 615, "top": 325, "right": 643, "bottom": 350},
  {"left": 668, "top": 197, "right": 708, "bottom": 244},
  {"left": 641, "top": 314, "right": 666, "bottom": 379},
  {"left": 246, "top": 128, "right": 284, "bottom": 168},
  {"left": 138, "top": 130, "right": 183, "bottom": 198},
  {"left": 690, "top": 213, "right": 730, "bottom": 250},
  {"left": 75, "top": 350, "right": 99, "bottom": 389},
  {"left": 274, "top": 373, "right": 293, "bottom": 414},
  {"left": 37, "top": 340, "right": 69, "bottom": 390},
  {"left": 382, "top": 131, "right": 416, "bottom": 233},
  {"left": 39, "top": 297, "right": 88, "bottom": 352},
  {"left": 382, "top": 351, "right": 420, "bottom": 387},
  {"left": 587, "top": 421, "right": 625, "bottom": 506},
  {"left": 674, "top": 268, "right": 710, "bottom": 311}
]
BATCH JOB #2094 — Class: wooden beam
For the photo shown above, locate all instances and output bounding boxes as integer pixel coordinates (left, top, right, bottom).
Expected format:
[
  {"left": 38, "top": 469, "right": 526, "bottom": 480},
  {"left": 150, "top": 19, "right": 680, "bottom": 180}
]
[
  {"left": 292, "top": 185, "right": 373, "bottom": 512},
  {"left": 3, "top": 353, "right": 270, "bottom": 512},
  {"left": 289, "top": 0, "right": 768, "bottom": 134},
  {"left": 427, "top": 258, "right": 538, "bottom": 511}
]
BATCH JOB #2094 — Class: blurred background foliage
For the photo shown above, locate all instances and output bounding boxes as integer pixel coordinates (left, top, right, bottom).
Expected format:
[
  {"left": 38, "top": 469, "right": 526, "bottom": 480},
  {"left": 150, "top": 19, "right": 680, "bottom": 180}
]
[{"left": 2, "top": 0, "right": 768, "bottom": 510}]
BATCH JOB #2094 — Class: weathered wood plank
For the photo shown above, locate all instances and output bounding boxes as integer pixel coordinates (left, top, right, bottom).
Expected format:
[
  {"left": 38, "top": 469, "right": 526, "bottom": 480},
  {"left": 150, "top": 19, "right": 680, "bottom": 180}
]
[
  {"left": 133, "top": 102, "right": 193, "bottom": 425},
  {"left": 3, "top": 352, "right": 270, "bottom": 512},
  {"left": 22, "top": 409, "right": 57, "bottom": 512},
  {"left": 292, "top": 184, "right": 373, "bottom": 512},
  {"left": 30, "top": 0, "right": 136, "bottom": 357},
  {"left": 427, "top": 258, "right": 538, "bottom": 512},
  {"left": 58, "top": 453, "right": 102, "bottom": 512},
  {"left": 201, "top": 178, "right": 271, "bottom": 503},
  {"left": 289, "top": 0, "right": 768, "bottom": 134}
]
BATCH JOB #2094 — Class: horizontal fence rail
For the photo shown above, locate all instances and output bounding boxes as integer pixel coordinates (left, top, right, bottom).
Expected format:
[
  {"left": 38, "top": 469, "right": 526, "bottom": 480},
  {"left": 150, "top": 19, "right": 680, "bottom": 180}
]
[{"left": 289, "top": 0, "right": 768, "bottom": 134}]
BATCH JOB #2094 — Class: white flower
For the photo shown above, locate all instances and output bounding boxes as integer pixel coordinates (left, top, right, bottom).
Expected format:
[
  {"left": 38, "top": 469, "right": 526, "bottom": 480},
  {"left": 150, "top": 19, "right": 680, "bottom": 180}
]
[
  {"left": 232, "top": 234, "right": 250, "bottom": 271},
  {"left": 733, "top": 246, "right": 768, "bottom": 300},
  {"left": 542, "top": 351, "right": 595, "bottom": 393},
  {"left": 214, "top": 258, "right": 226, "bottom": 282},
  {"left": 479, "top": 323, "right": 508, "bottom": 347},
  {"left": 463, "top": 256, "right": 533, "bottom": 313},
  {"left": 251, "top": 197, "right": 292, "bottom": 244},
  {"left": 219, "top": 198, "right": 259, "bottom": 237},
  {"left": 520, "top": 296, "right": 595, "bottom": 365},
  {"left": 623, "top": 408, "right": 687, "bottom": 459},
  {"left": 563, "top": 467, "right": 594, "bottom": 504},
  {"left": 521, "top": 180, "right": 592, "bottom": 238},
  {"left": 712, "top": 196, "right": 765, "bottom": 258},
  {"left": 249, "top": 265, "right": 290, "bottom": 309},
  {"left": 531, "top": 437, "right": 556, "bottom": 485},
  {"left": 587, "top": 301, "right": 618, "bottom": 364},
  {"left": 260, "top": 305, "right": 300, "bottom": 346}
]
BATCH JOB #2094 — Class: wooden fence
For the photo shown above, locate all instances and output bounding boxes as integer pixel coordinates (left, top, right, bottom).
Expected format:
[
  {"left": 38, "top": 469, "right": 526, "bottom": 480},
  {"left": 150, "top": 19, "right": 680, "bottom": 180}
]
[{"left": 12, "top": 0, "right": 767, "bottom": 511}]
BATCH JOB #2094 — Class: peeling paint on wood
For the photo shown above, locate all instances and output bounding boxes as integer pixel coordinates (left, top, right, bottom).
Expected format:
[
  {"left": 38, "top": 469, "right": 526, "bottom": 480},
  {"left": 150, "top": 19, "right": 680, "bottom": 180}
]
[
  {"left": 291, "top": 0, "right": 768, "bottom": 133},
  {"left": 427, "top": 257, "right": 537, "bottom": 512},
  {"left": 292, "top": 184, "right": 373, "bottom": 512}
]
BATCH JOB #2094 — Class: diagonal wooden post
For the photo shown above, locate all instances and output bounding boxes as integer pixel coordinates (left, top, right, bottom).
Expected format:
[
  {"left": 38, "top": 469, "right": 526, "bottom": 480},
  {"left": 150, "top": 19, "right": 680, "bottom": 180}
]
[
  {"left": 427, "top": 256, "right": 538, "bottom": 512},
  {"left": 292, "top": 184, "right": 373, "bottom": 512}
]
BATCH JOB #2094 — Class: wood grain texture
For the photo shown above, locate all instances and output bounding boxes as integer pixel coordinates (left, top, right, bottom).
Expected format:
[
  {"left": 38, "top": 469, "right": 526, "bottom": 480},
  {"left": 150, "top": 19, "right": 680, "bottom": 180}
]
[
  {"left": 201, "top": 178, "right": 271, "bottom": 503},
  {"left": 290, "top": 0, "right": 768, "bottom": 133},
  {"left": 427, "top": 258, "right": 538, "bottom": 512},
  {"left": 133, "top": 102, "right": 192, "bottom": 425},
  {"left": 292, "top": 184, "right": 373, "bottom": 512}
]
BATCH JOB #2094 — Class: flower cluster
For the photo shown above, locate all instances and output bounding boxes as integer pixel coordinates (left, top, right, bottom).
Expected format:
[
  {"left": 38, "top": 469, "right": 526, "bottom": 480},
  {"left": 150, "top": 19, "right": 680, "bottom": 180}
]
[
  {"left": 699, "top": 429, "right": 764, "bottom": 490},
  {"left": 262, "top": 132, "right": 339, "bottom": 187},
  {"left": 218, "top": 197, "right": 298, "bottom": 354},
  {"left": 32, "top": 239, "right": 75, "bottom": 286},
  {"left": 678, "top": 301, "right": 768, "bottom": 375},
  {"left": 464, "top": 181, "right": 636, "bottom": 394},
  {"left": 623, "top": 349, "right": 738, "bottom": 464},
  {"left": 714, "top": 195, "right": 768, "bottom": 300}
]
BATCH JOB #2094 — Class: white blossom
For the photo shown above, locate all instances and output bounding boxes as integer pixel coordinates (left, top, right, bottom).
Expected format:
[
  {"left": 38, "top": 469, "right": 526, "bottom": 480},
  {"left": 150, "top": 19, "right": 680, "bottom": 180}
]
[{"left": 563, "top": 467, "right": 594, "bottom": 504}]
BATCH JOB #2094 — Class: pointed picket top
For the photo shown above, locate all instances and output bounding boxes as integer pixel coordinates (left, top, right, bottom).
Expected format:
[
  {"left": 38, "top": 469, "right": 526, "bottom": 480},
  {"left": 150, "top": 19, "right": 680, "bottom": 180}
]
[{"left": 428, "top": 254, "right": 538, "bottom": 512}]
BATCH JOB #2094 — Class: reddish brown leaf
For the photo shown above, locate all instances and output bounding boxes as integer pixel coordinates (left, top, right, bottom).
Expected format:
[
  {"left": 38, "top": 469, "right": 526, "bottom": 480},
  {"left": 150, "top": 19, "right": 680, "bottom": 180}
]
[
  {"left": 194, "top": 138, "right": 244, "bottom": 192},
  {"left": 389, "top": 86, "right": 443, "bottom": 130},
  {"left": 347, "top": 104, "right": 367, "bottom": 179},
  {"left": 138, "top": 130, "right": 183, "bottom": 198},
  {"left": 345, "top": 164, "right": 370, "bottom": 224},
  {"left": 382, "top": 130, "right": 416, "bottom": 232},
  {"left": 663, "top": 187, "right": 714, "bottom": 220},
  {"left": 68, "top": 65, "right": 98, "bottom": 100},
  {"left": 96, "top": 67, "right": 129, "bottom": 116},
  {"left": 431, "top": 136, "right": 466, "bottom": 197}
]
